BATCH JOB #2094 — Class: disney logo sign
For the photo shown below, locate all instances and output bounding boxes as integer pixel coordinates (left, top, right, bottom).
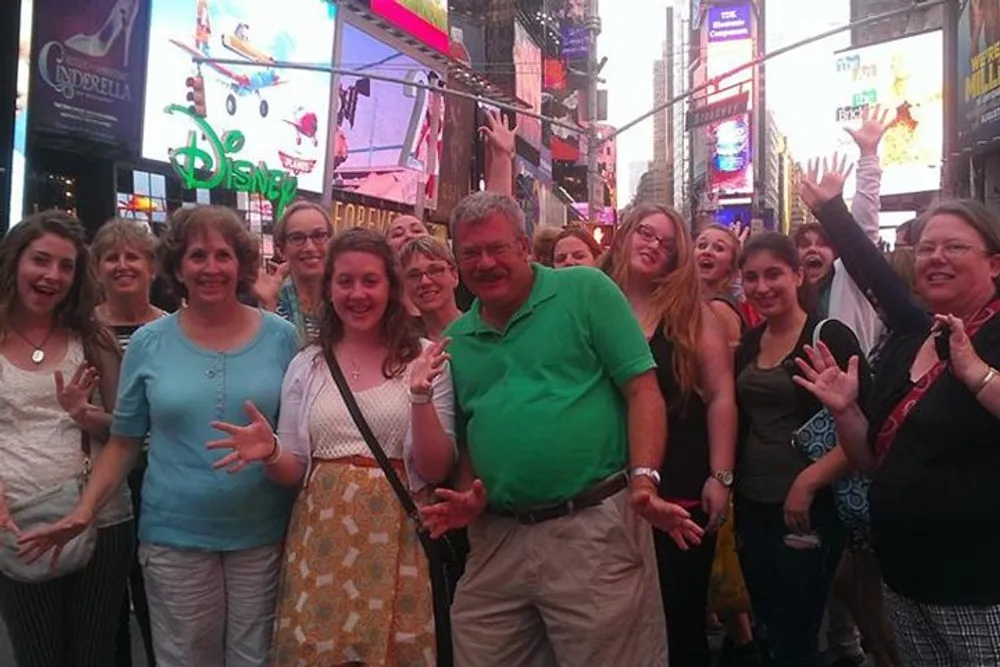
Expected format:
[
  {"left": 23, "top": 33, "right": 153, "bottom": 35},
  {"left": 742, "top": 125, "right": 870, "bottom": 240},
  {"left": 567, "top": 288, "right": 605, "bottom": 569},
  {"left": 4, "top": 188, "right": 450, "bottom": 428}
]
[{"left": 165, "top": 104, "right": 298, "bottom": 219}]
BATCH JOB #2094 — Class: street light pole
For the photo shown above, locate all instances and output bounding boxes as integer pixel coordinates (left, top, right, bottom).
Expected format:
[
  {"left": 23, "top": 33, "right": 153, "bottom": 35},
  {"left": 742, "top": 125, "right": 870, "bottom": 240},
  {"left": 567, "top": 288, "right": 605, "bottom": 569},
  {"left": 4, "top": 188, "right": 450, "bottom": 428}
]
[{"left": 585, "top": 0, "right": 603, "bottom": 224}]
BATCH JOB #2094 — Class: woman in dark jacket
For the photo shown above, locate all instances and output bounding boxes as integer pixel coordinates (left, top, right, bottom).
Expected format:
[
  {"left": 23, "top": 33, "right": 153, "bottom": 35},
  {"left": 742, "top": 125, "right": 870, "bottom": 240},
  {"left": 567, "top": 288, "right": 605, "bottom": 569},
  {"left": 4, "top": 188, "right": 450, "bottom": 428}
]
[
  {"left": 733, "top": 232, "right": 870, "bottom": 667},
  {"left": 795, "top": 159, "right": 1000, "bottom": 666}
]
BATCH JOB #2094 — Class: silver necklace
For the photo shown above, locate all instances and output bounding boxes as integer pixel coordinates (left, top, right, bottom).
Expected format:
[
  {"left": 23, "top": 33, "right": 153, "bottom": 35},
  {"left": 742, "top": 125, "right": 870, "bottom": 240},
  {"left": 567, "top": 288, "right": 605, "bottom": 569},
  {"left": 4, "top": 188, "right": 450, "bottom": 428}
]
[
  {"left": 350, "top": 358, "right": 361, "bottom": 381},
  {"left": 10, "top": 325, "right": 55, "bottom": 364}
]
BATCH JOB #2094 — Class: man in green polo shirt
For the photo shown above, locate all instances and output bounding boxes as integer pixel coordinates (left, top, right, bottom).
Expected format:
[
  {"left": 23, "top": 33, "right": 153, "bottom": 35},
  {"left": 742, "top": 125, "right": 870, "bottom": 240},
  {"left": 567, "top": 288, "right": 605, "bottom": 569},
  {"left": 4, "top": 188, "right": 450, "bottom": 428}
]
[{"left": 421, "top": 191, "right": 704, "bottom": 667}]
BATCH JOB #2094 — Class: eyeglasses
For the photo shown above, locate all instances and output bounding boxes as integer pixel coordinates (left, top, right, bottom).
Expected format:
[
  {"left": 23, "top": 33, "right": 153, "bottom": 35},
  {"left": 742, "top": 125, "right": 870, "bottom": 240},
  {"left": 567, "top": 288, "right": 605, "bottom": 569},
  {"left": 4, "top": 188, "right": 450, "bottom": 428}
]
[
  {"left": 635, "top": 223, "right": 676, "bottom": 255},
  {"left": 405, "top": 264, "right": 451, "bottom": 284},
  {"left": 284, "top": 230, "right": 332, "bottom": 248},
  {"left": 914, "top": 242, "right": 989, "bottom": 260}
]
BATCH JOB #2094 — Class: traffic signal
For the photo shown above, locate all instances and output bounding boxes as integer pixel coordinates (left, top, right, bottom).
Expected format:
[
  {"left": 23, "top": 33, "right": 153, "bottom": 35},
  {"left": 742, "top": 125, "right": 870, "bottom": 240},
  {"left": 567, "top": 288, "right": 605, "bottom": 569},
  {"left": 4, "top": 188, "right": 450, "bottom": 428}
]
[{"left": 185, "top": 75, "right": 206, "bottom": 117}]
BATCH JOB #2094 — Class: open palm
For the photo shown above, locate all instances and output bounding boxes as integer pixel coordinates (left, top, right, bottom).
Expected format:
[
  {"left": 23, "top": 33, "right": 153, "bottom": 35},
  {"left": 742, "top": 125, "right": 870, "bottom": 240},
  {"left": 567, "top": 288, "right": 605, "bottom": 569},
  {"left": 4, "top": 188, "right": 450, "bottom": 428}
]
[
  {"left": 792, "top": 342, "right": 859, "bottom": 414},
  {"left": 798, "top": 153, "right": 854, "bottom": 210},
  {"left": 844, "top": 103, "right": 895, "bottom": 155}
]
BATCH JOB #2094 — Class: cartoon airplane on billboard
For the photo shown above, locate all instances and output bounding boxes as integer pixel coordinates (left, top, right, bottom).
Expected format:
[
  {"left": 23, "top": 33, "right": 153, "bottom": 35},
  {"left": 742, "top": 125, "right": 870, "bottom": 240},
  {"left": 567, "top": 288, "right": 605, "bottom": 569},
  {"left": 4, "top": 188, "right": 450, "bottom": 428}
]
[{"left": 169, "top": 0, "right": 283, "bottom": 118}]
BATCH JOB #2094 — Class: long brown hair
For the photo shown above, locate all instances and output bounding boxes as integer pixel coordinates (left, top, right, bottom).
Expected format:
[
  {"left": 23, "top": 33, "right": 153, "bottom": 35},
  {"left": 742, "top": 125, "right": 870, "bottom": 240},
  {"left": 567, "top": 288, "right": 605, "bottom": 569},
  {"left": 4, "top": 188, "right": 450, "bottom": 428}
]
[
  {"left": 605, "top": 203, "right": 703, "bottom": 403},
  {"left": 318, "top": 227, "right": 421, "bottom": 378},
  {"left": 0, "top": 210, "right": 119, "bottom": 366}
]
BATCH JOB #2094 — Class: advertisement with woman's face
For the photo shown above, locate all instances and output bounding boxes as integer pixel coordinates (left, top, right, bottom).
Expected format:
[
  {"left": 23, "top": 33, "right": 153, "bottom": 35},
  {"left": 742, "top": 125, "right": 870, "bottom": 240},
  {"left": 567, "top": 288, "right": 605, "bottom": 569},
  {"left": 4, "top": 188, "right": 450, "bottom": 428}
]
[{"left": 332, "top": 23, "right": 444, "bottom": 209}]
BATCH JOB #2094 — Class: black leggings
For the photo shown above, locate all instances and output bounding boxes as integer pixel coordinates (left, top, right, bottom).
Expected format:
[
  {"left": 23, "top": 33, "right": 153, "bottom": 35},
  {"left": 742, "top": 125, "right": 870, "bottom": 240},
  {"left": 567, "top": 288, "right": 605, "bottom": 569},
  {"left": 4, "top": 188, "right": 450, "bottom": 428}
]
[
  {"left": 0, "top": 520, "right": 135, "bottom": 667},
  {"left": 654, "top": 507, "right": 718, "bottom": 667},
  {"left": 116, "top": 461, "right": 155, "bottom": 666}
]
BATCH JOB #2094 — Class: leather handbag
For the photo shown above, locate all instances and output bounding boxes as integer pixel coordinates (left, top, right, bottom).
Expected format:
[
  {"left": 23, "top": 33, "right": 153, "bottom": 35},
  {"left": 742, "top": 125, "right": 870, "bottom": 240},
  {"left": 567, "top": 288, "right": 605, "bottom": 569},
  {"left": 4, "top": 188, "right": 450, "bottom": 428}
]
[
  {"left": 324, "top": 350, "right": 466, "bottom": 667},
  {"left": 792, "top": 319, "right": 871, "bottom": 541},
  {"left": 0, "top": 433, "right": 97, "bottom": 582}
]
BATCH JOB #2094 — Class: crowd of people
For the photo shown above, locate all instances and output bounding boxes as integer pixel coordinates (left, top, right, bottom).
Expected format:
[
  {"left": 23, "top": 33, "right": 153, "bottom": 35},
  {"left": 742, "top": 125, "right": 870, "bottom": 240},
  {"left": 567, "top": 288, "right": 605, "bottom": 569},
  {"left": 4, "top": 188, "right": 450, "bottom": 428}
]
[{"left": 0, "top": 104, "right": 999, "bottom": 667}]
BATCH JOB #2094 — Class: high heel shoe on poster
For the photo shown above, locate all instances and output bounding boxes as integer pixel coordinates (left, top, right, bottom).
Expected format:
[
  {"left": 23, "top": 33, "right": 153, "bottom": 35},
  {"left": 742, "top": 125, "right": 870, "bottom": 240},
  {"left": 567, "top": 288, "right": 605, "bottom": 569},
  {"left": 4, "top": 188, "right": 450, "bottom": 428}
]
[{"left": 64, "top": 0, "right": 140, "bottom": 67}]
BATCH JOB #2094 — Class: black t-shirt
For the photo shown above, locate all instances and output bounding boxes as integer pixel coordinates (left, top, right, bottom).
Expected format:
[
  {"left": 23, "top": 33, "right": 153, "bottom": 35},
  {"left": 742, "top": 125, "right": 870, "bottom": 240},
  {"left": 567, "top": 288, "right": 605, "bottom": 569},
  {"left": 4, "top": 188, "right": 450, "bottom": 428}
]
[{"left": 867, "top": 318, "right": 1000, "bottom": 605}]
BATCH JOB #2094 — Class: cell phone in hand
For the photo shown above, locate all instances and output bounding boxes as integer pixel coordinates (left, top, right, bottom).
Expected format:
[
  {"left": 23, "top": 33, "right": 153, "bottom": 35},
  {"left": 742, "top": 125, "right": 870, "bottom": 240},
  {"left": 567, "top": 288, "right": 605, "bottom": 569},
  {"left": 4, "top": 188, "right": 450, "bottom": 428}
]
[
  {"left": 783, "top": 533, "right": 821, "bottom": 550},
  {"left": 935, "top": 324, "right": 951, "bottom": 362}
]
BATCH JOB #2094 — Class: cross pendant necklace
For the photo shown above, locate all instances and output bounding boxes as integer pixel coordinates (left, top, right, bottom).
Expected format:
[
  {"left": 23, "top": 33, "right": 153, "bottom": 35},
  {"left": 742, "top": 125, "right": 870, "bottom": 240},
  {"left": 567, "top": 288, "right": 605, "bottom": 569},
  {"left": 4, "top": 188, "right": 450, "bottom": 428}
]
[{"left": 10, "top": 325, "right": 55, "bottom": 365}]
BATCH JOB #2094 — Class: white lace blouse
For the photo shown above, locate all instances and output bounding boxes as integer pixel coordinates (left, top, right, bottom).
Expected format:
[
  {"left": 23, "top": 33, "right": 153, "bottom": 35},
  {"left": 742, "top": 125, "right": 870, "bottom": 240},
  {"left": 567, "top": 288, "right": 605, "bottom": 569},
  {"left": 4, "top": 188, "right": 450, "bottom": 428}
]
[{"left": 278, "top": 343, "right": 456, "bottom": 491}]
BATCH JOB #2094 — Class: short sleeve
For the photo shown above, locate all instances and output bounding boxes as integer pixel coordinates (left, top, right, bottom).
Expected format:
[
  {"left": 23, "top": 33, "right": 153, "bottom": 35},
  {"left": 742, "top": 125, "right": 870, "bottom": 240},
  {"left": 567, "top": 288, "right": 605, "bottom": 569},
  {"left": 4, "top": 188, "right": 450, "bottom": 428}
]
[
  {"left": 404, "top": 342, "right": 457, "bottom": 491},
  {"left": 111, "top": 325, "right": 153, "bottom": 439},
  {"left": 582, "top": 270, "right": 656, "bottom": 386},
  {"left": 276, "top": 352, "right": 312, "bottom": 485}
]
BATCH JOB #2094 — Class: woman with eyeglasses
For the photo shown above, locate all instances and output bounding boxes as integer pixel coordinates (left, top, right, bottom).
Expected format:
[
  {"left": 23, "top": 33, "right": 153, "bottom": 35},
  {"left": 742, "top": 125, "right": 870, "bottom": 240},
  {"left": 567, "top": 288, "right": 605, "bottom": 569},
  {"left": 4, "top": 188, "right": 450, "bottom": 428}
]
[
  {"left": 400, "top": 236, "right": 462, "bottom": 342},
  {"left": 603, "top": 204, "right": 737, "bottom": 667},
  {"left": 254, "top": 201, "right": 334, "bottom": 343},
  {"left": 796, "top": 164, "right": 1000, "bottom": 665}
]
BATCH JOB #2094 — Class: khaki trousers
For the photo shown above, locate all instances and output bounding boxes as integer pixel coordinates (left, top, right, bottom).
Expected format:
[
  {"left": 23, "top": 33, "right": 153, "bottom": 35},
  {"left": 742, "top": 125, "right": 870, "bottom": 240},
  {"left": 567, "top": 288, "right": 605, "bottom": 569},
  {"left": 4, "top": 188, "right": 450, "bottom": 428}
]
[{"left": 451, "top": 488, "right": 668, "bottom": 667}]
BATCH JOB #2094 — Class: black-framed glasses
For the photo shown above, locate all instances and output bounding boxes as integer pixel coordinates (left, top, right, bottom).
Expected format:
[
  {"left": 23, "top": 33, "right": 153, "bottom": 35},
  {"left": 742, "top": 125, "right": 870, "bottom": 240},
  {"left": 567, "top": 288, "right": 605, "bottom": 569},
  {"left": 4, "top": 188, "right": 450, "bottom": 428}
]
[{"left": 285, "top": 230, "right": 332, "bottom": 247}]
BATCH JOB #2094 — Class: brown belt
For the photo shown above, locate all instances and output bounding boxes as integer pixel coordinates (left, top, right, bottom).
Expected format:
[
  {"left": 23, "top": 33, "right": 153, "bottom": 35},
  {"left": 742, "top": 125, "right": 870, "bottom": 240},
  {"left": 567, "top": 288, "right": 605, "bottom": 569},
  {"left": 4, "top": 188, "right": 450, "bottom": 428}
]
[{"left": 488, "top": 471, "right": 628, "bottom": 525}]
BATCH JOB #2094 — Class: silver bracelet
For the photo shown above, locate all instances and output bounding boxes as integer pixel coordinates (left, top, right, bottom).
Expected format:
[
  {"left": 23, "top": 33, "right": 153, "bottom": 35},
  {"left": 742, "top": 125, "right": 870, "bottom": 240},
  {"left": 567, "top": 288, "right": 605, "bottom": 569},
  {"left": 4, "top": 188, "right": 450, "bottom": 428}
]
[
  {"left": 264, "top": 435, "right": 282, "bottom": 465},
  {"left": 975, "top": 366, "right": 998, "bottom": 396}
]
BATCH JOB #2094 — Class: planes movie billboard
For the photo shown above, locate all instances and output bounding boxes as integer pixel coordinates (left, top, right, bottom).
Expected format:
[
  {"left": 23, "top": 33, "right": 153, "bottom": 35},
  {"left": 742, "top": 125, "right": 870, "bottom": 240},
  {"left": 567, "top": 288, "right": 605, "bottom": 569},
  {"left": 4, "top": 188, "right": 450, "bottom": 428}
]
[{"left": 141, "top": 0, "right": 337, "bottom": 194}]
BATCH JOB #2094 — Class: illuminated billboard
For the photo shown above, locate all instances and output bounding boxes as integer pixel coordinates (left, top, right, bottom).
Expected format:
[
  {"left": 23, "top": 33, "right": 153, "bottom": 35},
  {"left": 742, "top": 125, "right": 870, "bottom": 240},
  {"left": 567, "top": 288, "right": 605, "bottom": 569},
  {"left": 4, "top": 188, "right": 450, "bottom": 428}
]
[
  {"left": 704, "top": 3, "right": 754, "bottom": 196},
  {"left": 709, "top": 113, "right": 752, "bottom": 195},
  {"left": 514, "top": 21, "right": 543, "bottom": 152},
  {"left": 333, "top": 23, "right": 443, "bottom": 209},
  {"left": 142, "top": 0, "right": 336, "bottom": 194},
  {"left": 832, "top": 30, "right": 943, "bottom": 196},
  {"left": 958, "top": 1, "right": 1000, "bottom": 150},
  {"left": 370, "top": 0, "right": 449, "bottom": 54},
  {"left": 8, "top": 0, "right": 32, "bottom": 230}
]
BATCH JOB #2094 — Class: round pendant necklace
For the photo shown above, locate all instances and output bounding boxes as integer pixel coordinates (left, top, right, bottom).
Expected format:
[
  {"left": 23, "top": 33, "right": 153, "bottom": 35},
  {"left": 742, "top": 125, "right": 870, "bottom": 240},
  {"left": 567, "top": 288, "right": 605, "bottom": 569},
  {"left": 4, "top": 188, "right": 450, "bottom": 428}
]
[{"left": 10, "top": 325, "right": 55, "bottom": 365}]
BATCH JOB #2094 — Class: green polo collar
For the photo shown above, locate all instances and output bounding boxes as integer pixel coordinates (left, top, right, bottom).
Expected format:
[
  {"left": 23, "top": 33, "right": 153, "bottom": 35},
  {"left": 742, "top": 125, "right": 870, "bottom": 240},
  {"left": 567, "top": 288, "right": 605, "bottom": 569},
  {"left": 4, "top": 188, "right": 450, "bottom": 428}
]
[{"left": 451, "top": 263, "right": 559, "bottom": 337}]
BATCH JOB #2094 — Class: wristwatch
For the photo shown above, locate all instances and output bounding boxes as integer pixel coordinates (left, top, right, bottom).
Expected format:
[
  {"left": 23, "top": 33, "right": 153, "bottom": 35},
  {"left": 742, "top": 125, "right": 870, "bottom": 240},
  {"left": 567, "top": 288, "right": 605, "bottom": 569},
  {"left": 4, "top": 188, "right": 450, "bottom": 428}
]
[
  {"left": 711, "top": 469, "right": 735, "bottom": 488},
  {"left": 629, "top": 467, "right": 662, "bottom": 486}
]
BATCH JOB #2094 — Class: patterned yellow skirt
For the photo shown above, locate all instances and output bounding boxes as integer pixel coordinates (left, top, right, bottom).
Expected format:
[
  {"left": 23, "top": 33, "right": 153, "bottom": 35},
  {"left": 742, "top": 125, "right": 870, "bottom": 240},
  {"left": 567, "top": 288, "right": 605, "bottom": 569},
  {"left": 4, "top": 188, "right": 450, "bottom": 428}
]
[
  {"left": 708, "top": 499, "right": 752, "bottom": 613},
  {"left": 272, "top": 457, "right": 436, "bottom": 667}
]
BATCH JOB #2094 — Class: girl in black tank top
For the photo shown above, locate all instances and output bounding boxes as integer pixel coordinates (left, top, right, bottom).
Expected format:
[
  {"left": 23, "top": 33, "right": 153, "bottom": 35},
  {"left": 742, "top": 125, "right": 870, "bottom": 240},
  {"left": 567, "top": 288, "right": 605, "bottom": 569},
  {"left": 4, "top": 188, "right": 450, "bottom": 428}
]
[{"left": 604, "top": 204, "right": 739, "bottom": 667}]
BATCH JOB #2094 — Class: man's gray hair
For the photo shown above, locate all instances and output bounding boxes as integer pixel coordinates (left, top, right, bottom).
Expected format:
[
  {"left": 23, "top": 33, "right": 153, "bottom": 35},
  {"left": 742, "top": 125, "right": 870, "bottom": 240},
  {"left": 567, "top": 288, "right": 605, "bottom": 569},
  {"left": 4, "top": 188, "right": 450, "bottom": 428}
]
[{"left": 449, "top": 191, "right": 526, "bottom": 240}]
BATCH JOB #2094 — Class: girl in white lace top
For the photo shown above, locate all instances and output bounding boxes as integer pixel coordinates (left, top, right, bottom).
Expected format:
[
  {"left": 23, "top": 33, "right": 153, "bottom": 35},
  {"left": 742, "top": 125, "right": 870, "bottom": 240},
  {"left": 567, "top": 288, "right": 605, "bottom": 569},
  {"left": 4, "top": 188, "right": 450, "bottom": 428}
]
[
  {"left": 0, "top": 211, "right": 130, "bottom": 667},
  {"left": 209, "top": 228, "right": 456, "bottom": 666}
]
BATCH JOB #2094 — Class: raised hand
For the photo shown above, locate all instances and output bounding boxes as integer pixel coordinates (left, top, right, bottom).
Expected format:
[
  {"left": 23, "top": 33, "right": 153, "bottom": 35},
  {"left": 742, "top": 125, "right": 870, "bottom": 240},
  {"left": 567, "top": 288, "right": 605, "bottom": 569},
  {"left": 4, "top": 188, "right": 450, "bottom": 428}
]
[
  {"left": 410, "top": 338, "right": 451, "bottom": 397},
  {"left": 55, "top": 363, "right": 100, "bottom": 422},
  {"left": 252, "top": 260, "right": 290, "bottom": 312},
  {"left": 419, "top": 480, "right": 487, "bottom": 539},
  {"left": 798, "top": 153, "right": 855, "bottom": 210},
  {"left": 630, "top": 483, "right": 704, "bottom": 550},
  {"left": 792, "top": 341, "right": 860, "bottom": 415},
  {"left": 479, "top": 108, "right": 516, "bottom": 159},
  {"left": 17, "top": 505, "right": 93, "bottom": 566},
  {"left": 207, "top": 401, "right": 277, "bottom": 474},
  {"left": 844, "top": 103, "right": 895, "bottom": 157}
]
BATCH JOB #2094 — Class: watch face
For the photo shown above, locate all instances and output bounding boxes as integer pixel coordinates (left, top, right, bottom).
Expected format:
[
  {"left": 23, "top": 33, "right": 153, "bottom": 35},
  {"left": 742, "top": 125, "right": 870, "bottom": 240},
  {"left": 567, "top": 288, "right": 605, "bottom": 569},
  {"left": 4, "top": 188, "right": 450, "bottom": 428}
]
[{"left": 717, "top": 471, "right": 734, "bottom": 486}]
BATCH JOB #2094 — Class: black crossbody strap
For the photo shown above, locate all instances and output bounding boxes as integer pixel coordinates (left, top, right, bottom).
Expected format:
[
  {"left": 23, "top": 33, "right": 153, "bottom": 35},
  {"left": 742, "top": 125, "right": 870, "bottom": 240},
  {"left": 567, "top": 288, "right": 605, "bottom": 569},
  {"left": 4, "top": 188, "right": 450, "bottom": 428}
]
[{"left": 322, "top": 349, "right": 422, "bottom": 524}]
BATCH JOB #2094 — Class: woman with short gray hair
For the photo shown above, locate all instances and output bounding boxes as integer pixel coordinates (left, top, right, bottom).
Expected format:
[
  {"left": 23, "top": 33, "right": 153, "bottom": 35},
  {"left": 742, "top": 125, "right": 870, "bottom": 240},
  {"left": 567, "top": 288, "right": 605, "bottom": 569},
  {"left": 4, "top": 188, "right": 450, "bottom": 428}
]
[{"left": 399, "top": 236, "right": 462, "bottom": 341}]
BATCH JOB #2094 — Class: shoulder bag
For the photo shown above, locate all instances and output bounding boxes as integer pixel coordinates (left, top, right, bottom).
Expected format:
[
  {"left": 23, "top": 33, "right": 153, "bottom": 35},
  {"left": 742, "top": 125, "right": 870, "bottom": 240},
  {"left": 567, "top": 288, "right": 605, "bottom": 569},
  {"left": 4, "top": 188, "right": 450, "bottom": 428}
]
[
  {"left": 0, "top": 431, "right": 97, "bottom": 582},
  {"left": 792, "top": 319, "right": 872, "bottom": 542},
  {"left": 323, "top": 349, "right": 466, "bottom": 667}
]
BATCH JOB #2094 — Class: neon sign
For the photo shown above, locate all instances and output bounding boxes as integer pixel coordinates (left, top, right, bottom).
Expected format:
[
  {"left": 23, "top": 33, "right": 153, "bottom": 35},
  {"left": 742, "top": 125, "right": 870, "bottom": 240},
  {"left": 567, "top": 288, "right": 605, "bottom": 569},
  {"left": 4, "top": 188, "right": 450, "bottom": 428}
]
[{"left": 165, "top": 104, "right": 298, "bottom": 218}]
